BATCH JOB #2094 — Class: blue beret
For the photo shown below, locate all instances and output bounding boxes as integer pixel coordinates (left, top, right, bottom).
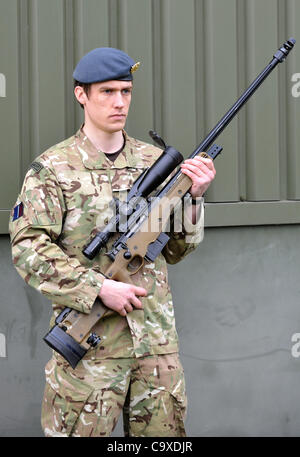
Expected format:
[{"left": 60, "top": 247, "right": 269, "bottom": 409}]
[{"left": 73, "top": 47, "right": 140, "bottom": 83}]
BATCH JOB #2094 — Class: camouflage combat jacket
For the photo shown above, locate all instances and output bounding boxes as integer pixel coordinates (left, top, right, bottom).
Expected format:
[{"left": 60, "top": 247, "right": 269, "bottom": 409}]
[{"left": 9, "top": 127, "right": 203, "bottom": 360}]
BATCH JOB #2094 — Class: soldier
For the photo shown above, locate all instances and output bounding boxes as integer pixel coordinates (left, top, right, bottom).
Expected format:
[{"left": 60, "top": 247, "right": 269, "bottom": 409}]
[{"left": 9, "top": 47, "right": 216, "bottom": 437}]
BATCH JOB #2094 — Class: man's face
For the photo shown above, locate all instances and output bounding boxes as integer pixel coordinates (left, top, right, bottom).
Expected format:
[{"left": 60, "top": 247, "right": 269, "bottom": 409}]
[{"left": 75, "top": 80, "right": 133, "bottom": 134}]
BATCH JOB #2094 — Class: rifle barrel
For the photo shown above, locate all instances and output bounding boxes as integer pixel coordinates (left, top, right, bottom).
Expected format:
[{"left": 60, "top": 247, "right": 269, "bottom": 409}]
[{"left": 156, "top": 38, "right": 296, "bottom": 198}]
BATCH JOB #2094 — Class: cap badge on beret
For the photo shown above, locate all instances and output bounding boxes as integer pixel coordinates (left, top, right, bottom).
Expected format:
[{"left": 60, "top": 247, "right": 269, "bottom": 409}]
[{"left": 131, "top": 62, "right": 141, "bottom": 74}]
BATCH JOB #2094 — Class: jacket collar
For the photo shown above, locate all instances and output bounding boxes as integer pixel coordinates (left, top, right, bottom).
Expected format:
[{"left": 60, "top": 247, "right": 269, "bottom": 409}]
[{"left": 74, "top": 126, "right": 146, "bottom": 170}]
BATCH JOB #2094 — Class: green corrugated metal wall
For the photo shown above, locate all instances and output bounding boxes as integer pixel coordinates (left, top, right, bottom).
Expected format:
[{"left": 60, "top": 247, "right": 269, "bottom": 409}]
[{"left": 1, "top": 0, "right": 299, "bottom": 233}]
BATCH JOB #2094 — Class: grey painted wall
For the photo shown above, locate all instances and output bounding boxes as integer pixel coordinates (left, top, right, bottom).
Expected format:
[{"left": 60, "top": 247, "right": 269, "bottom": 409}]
[{"left": 1, "top": 223, "right": 300, "bottom": 437}]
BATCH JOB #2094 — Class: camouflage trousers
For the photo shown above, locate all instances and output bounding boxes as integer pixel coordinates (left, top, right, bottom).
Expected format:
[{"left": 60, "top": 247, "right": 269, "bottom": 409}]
[{"left": 41, "top": 352, "right": 187, "bottom": 437}]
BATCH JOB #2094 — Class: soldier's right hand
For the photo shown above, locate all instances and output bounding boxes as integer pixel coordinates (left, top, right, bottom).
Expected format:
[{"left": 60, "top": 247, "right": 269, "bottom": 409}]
[{"left": 98, "top": 279, "right": 147, "bottom": 317}]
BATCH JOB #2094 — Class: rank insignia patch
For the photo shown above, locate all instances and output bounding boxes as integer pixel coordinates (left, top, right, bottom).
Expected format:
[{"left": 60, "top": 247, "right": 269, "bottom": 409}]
[
  {"left": 12, "top": 202, "right": 24, "bottom": 221},
  {"left": 30, "top": 162, "right": 44, "bottom": 173}
]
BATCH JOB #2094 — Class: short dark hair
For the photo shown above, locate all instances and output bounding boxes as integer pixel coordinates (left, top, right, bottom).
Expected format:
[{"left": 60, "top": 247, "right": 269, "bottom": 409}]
[{"left": 74, "top": 80, "right": 91, "bottom": 109}]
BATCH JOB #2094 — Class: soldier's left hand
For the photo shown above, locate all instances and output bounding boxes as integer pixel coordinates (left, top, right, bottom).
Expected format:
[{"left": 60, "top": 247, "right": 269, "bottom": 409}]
[{"left": 180, "top": 156, "right": 216, "bottom": 198}]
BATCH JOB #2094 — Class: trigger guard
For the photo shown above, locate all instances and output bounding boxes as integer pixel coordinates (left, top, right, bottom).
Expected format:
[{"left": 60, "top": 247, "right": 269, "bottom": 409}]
[{"left": 127, "top": 255, "right": 144, "bottom": 273}]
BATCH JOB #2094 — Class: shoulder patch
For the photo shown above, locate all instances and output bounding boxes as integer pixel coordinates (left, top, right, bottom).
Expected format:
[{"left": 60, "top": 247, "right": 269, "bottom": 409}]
[
  {"left": 30, "top": 161, "right": 44, "bottom": 173},
  {"left": 12, "top": 202, "right": 24, "bottom": 221}
]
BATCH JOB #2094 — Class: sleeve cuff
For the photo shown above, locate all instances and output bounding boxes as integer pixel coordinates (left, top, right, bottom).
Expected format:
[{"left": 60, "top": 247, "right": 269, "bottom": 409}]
[
  {"left": 73, "top": 269, "right": 106, "bottom": 314},
  {"left": 174, "top": 196, "right": 204, "bottom": 245}
]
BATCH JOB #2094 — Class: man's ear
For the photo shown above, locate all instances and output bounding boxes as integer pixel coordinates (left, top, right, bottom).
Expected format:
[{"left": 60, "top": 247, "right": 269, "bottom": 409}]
[{"left": 74, "top": 85, "right": 86, "bottom": 106}]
